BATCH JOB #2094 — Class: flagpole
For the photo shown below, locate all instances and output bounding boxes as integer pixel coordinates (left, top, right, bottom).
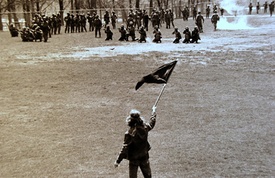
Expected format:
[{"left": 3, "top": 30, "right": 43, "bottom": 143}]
[{"left": 153, "top": 84, "right": 167, "bottom": 107}]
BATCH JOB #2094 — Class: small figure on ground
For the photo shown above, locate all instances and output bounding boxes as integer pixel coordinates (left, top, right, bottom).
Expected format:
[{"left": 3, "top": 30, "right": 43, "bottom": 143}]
[
  {"left": 172, "top": 27, "right": 182, "bottom": 43},
  {"left": 126, "top": 21, "right": 136, "bottom": 41},
  {"left": 190, "top": 26, "right": 201, "bottom": 43},
  {"left": 118, "top": 24, "right": 127, "bottom": 41},
  {"left": 105, "top": 25, "right": 113, "bottom": 40},
  {"left": 9, "top": 23, "right": 19, "bottom": 37},
  {"left": 138, "top": 26, "right": 147, "bottom": 43},
  {"left": 183, "top": 26, "right": 191, "bottom": 43},
  {"left": 152, "top": 26, "right": 162, "bottom": 43}
]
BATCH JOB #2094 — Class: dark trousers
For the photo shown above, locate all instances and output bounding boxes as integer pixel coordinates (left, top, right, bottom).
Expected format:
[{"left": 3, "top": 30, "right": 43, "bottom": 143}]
[
  {"left": 129, "top": 159, "right": 151, "bottom": 178},
  {"left": 95, "top": 28, "right": 101, "bottom": 37}
]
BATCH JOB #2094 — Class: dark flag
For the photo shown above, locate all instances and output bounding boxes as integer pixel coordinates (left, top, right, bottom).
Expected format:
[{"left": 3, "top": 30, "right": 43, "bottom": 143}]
[{"left": 135, "top": 60, "right": 177, "bottom": 90}]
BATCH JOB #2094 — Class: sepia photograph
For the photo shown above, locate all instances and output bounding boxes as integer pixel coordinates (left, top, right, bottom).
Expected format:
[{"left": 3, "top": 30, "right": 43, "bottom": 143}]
[{"left": 0, "top": 0, "right": 274, "bottom": 177}]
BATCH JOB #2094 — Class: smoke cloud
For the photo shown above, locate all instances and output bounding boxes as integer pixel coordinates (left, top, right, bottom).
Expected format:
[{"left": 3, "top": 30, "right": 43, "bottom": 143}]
[{"left": 218, "top": 0, "right": 253, "bottom": 30}]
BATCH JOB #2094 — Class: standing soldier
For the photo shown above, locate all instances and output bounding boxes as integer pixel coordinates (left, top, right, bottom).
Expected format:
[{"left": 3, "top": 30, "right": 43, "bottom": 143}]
[
  {"left": 160, "top": 8, "right": 165, "bottom": 24},
  {"left": 264, "top": 1, "right": 268, "bottom": 13},
  {"left": 249, "top": 3, "right": 253, "bottom": 15},
  {"left": 211, "top": 11, "right": 220, "bottom": 31},
  {"left": 41, "top": 17, "right": 50, "bottom": 42},
  {"left": 136, "top": 10, "right": 142, "bottom": 30},
  {"left": 165, "top": 10, "right": 171, "bottom": 29},
  {"left": 220, "top": 7, "right": 224, "bottom": 16},
  {"left": 111, "top": 12, "right": 117, "bottom": 29},
  {"left": 104, "top": 11, "right": 110, "bottom": 28},
  {"left": 87, "top": 12, "right": 93, "bottom": 31},
  {"left": 91, "top": 12, "right": 97, "bottom": 31},
  {"left": 64, "top": 13, "right": 71, "bottom": 33},
  {"left": 56, "top": 13, "right": 62, "bottom": 34},
  {"left": 75, "top": 14, "right": 81, "bottom": 33},
  {"left": 213, "top": 4, "right": 218, "bottom": 13},
  {"left": 256, "top": 2, "right": 260, "bottom": 14},
  {"left": 151, "top": 11, "right": 159, "bottom": 28},
  {"left": 195, "top": 12, "right": 204, "bottom": 33},
  {"left": 169, "top": 9, "right": 175, "bottom": 28},
  {"left": 172, "top": 27, "right": 182, "bottom": 43},
  {"left": 126, "top": 14, "right": 134, "bottom": 28},
  {"left": 94, "top": 15, "right": 102, "bottom": 37},
  {"left": 80, "top": 14, "right": 87, "bottom": 32},
  {"left": 51, "top": 14, "right": 56, "bottom": 35},
  {"left": 183, "top": 6, "right": 189, "bottom": 21},
  {"left": 143, "top": 10, "right": 150, "bottom": 31},
  {"left": 206, "top": 5, "right": 210, "bottom": 18},
  {"left": 70, "top": 14, "right": 75, "bottom": 33},
  {"left": 192, "top": 6, "right": 197, "bottom": 20},
  {"left": 269, "top": 1, "right": 275, "bottom": 16}
]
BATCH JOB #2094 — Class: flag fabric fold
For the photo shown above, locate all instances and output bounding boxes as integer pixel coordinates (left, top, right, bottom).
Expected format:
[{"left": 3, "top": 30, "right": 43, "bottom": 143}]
[{"left": 135, "top": 60, "right": 177, "bottom": 90}]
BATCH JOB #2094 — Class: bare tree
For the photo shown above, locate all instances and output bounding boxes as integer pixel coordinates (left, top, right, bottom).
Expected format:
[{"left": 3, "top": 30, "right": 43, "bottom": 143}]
[
  {"left": 7, "top": 0, "right": 19, "bottom": 26},
  {"left": 59, "top": 0, "right": 64, "bottom": 25},
  {"left": 135, "top": 0, "right": 139, "bottom": 9},
  {"left": 0, "top": 0, "right": 5, "bottom": 30},
  {"left": 22, "top": 0, "right": 31, "bottom": 26}
]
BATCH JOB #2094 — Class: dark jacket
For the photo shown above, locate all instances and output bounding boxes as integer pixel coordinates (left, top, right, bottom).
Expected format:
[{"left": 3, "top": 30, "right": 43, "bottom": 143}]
[{"left": 116, "top": 114, "right": 156, "bottom": 163}]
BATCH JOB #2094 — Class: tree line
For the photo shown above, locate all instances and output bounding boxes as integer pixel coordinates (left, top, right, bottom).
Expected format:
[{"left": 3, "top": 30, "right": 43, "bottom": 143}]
[{"left": 0, "top": 0, "right": 210, "bottom": 31}]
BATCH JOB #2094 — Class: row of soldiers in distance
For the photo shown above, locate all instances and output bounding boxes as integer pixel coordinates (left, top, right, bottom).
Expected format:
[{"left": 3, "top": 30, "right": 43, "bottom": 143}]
[
  {"left": 103, "top": 11, "right": 220, "bottom": 44},
  {"left": 27, "top": 6, "right": 220, "bottom": 40},
  {"left": 63, "top": 8, "right": 176, "bottom": 34},
  {"left": 62, "top": 7, "right": 220, "bottom": 36},
  {"left": 249, "top": 1, "right": 275, "bottom": 16},
  {"left": 181, "top": 4, "right": 222, "bottom": 21}
]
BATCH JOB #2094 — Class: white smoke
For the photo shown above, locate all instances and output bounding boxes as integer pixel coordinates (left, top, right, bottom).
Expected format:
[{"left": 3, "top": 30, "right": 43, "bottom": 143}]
[
  {"left": 218, "top": 16, "right": 254, "bottom": 30},
  {"left": 218, "top": 0, "right": 254, "bottom": 30},
  {"left": 220, "top": 0, "right": 246, "bottom": 15}
]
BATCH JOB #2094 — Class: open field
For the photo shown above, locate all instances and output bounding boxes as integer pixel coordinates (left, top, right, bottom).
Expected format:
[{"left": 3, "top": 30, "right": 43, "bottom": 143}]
[{"left": 0, "top": 15, "right": 274, "bottom": 177}]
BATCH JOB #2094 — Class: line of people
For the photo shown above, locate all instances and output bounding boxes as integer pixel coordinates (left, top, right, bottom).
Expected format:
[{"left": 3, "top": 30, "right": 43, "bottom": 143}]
[
  {"left": 249, "top": 1, "right": 275, "bottom": 16},
  {"left": 103, "top": 23, "right": 202, "bottom": 44}
]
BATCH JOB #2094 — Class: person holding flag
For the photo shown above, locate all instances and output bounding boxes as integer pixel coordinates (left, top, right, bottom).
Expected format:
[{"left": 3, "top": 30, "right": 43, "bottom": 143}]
[
  {"left": 114, "top": 107, "right": 157, "bottom": 178},
  {"left": 115, "top": 61, "right": 177, "bottom": 178}
]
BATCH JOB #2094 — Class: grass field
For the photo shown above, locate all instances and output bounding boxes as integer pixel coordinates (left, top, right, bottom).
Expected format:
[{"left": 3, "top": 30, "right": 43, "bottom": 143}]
[{"left": 0, "top": 15, "right": 274, "bottom": 177}]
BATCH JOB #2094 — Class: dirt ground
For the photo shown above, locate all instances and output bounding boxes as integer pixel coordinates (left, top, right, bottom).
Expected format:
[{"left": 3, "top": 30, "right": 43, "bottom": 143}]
[{"left": 0, "top": 15, "right": 274, "bottom": 178}]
